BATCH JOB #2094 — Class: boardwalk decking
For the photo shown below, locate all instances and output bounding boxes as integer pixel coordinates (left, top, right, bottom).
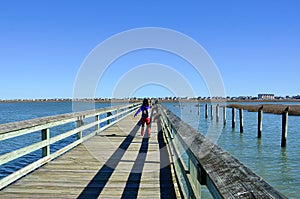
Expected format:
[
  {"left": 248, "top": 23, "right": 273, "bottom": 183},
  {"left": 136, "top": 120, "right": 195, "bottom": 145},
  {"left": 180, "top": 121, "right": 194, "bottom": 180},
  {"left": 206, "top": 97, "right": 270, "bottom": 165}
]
[{"left": 0, "top": 114, "right": 180, "bottom": 198}]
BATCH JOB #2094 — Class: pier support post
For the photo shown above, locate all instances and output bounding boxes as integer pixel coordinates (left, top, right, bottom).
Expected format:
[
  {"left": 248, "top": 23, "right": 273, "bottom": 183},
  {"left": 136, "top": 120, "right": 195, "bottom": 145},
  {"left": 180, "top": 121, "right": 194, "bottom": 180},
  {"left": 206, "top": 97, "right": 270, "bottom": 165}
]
[
  {"left": 239, "top": 109, "right": 244, "bottom": 133},
  {"left": 211, "top": 105, "right": 213, "bottom": 120},
  {"left": 198, "top": 103, "right": 200, "bottom": 116},
  {"left": 216, "top": 104, "right": 219, "bottom": 122},
  {"left": 41, "top": 128, "right": 50, "bottom": 157},
  {"left": 258, "top": 106, "right": 263, "bottom": 138},
  {"left": 281, "top": 107, "right": 289, "bottom": 147},
  {"left": 232, "top": 108, "right": 236, "bottom": 129},
  {"left": 223, "top": 106, "right": 226, "bottom": 126},
  {"left": 205, "top": 104, "right": 208, "bottom": 118}
]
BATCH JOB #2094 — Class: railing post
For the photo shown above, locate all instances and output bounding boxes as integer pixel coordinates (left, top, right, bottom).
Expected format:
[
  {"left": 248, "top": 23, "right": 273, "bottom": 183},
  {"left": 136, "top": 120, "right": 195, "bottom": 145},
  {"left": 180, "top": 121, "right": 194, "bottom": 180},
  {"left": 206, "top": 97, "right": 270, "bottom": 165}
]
[
  {"left": 41, "top": 128, "right": 50, "bottom": 157},
  {"left": 95, "top": 115, "right": 99, "bottom": 131},
  {"left": 76, "top": 116, "right": 84, "bottom": 140},
  {"left": 239, "top": 109, "right": 244, "bottom": 133},
  {"left": 232, "top": 108, "right": 236, "bottom": 129},
  {"left": 281, "top": 107, "right": 289, "bottom": 147},
  {"left": 107, "top": 112, "right": 112, "bottom": 124},
  {"left": 258, "top": 106, "right": 263, "bottom": 138}
]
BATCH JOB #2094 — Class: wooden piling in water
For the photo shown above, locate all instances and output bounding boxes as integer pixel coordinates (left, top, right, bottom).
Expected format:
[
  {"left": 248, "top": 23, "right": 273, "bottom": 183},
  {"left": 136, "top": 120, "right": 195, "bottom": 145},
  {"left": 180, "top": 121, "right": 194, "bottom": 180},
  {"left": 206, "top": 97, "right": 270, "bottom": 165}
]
[
  {"left": 211, "top": 105, "right": 213, "bottom": 120},
  {"left": 216, "top": 104, "right": 219, "bottom": 122},
  {"left": 223, "top": 106, "right": 226, "bottom": 126},
  {"left": 281, "top": 107, "right": 289, "bottom": 147},
  {"left": 205, "top": 104, "right": 208, "bottom": 118},
  {"left": 232, "top": 108, "right": 235, "bottom": 128},
  {"left": 258, "top": 106, "right": 263, "bottom": 138},
  {"left": 239, "top": 108, "right": 244, "bottom": 133}
]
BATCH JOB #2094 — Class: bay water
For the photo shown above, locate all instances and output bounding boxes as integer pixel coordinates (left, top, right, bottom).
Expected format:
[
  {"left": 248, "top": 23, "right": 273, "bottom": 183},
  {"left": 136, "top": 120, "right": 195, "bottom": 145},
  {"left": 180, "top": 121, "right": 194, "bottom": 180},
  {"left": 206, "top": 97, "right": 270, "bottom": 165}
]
[{"left": 163, "top": 101, "right": 300, "bottom": 199}]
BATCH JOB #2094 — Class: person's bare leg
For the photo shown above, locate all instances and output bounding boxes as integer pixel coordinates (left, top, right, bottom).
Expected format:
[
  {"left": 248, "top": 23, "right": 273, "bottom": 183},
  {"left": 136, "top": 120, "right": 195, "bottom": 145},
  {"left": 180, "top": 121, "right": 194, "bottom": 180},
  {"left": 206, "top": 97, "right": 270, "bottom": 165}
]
[{"left": 141, "top": 125, "right": 145, "bottom": 136}]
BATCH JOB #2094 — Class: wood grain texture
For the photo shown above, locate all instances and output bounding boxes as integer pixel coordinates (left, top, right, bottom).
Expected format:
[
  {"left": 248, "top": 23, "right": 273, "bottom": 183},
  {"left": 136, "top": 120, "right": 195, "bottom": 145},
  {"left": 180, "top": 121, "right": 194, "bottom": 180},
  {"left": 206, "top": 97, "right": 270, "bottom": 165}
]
[
  {"left": 0, "top": 114, "right": 180, "bottom": 199},
  {"left": 159, "top": 105, "right": 287, "bottom": 199}
]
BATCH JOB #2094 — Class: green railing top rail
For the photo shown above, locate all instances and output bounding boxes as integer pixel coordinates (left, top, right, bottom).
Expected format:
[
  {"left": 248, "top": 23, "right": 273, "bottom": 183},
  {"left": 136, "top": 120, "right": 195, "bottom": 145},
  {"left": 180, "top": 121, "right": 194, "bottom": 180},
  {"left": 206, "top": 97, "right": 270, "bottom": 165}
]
[
  {"left": 0, "top": 103, "right": 141, "bottom": 134},
  {"left": 0, "top": 103, "right": 141, "bottom": 140},
  {"left": 157, "top": 104, "right": 287, "bottom": 199}
]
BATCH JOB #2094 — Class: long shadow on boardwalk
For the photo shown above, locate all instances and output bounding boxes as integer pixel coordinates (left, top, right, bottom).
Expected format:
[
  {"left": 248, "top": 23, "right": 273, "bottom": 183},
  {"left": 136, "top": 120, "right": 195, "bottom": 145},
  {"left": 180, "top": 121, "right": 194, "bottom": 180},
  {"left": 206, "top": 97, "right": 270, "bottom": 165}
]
[
  {"left": 121, "top": 137, "right": 149, "bottom": 199},
  {"left": 157, "top": 120, "right": 177, "bottom": 199},
  {"left": 77, "top": 122, "right": 140, "bottom": 199},
  {"left": 78, "top": 119, "right": 176, "bottom": 199}
]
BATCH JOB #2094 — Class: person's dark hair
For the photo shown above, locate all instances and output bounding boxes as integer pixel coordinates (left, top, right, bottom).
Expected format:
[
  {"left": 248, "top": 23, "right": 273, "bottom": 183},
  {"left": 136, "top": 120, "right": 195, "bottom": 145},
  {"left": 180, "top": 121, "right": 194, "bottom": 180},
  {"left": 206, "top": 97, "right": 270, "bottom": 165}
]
[{"left": 142, "top": 98, "right": 149, "bottom": 107}]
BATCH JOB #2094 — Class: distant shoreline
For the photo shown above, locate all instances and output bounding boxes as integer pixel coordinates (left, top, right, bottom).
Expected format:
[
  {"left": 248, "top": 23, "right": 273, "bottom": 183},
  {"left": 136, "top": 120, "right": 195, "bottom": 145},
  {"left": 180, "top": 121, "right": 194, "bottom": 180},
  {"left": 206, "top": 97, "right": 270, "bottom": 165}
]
[{"left": 1, "top": 98, "right": 300, "bottom": 103}]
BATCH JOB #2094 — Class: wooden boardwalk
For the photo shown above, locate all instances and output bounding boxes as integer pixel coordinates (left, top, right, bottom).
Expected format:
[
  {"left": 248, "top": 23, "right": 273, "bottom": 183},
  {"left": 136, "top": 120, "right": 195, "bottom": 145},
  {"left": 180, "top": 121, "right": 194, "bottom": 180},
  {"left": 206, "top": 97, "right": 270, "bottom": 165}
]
[{"left": 0, "top": 114, "right": 180, "bottom": 198}]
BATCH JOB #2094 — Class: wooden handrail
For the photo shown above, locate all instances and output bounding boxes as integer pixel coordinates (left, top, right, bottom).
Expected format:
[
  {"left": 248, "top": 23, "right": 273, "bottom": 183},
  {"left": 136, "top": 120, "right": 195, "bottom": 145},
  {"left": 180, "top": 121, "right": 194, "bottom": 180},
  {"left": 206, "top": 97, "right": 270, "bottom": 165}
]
[
  {"left": 0, "top": 103, "right": 141, "bottom": 189},
  {"left": 157, "top": 104, "right": 287, "bottom": 199}
]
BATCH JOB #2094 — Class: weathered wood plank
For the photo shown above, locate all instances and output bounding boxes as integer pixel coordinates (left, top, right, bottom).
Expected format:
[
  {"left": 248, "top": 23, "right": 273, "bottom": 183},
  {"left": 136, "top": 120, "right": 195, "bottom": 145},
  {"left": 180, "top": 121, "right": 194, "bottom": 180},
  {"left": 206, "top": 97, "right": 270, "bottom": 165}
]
[{"left": 0, "top": 114, "right": 180, "bottom": 198}]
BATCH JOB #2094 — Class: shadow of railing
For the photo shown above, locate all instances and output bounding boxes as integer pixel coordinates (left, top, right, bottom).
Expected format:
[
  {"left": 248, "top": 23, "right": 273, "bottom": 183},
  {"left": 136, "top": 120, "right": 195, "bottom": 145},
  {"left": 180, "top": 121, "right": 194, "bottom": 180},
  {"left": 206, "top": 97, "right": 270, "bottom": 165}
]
[
  {"left": 121, "top": 137, "right": 149, "bottom": 199},
  {"left": 77, "top": 122, "right": 140, "bottom": 199}
]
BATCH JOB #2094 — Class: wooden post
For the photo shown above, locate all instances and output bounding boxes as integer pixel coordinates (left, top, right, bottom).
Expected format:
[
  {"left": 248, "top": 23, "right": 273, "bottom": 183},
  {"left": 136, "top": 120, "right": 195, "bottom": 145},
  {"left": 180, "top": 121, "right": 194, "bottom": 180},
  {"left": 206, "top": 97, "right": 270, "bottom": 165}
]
[
  {"left": 223, "top": 106, "right": 226, "bottom": 126},
  {"left": 216, "top": 104, "right": 219, "bottom": 122},
  {"left": 205, "top": 104, "right": 208, "bottom": 118},
  {"left": 211, "top": 105, "right": 213, "bottom": 120},
  {"left": 198, "top": 103, "right": 200, "bottom": 116},
  {"left": 281, "top": 107, "right": 289, "bottom": 147},
  {"left": 95, "top": 115, "right": 99, "bottom": 131},
  {"left": 107, "top": 112, "right": 112, "bottom": 124},
  {"left": 232, "top": 108, "right": 235, "bottom": 129},
  {"left": 258, "top": 106, "right": 263, "bottom": 138},
  {"left": 239, "top": 109, "right": 244, "bottom": 133},
  {"left": 41, "top": 128, "right": 50, "bottom": 157},
  {"left": 76, "top": 116, "right": 83, "bottom": 140}
]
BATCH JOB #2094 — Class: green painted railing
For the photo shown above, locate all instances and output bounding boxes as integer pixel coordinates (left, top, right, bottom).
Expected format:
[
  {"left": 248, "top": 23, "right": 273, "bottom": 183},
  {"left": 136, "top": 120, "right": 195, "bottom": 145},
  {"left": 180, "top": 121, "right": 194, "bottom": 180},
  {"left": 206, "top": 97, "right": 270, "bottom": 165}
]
[{"left": 0, "top": 103, "right": 140, "bottom": 189}]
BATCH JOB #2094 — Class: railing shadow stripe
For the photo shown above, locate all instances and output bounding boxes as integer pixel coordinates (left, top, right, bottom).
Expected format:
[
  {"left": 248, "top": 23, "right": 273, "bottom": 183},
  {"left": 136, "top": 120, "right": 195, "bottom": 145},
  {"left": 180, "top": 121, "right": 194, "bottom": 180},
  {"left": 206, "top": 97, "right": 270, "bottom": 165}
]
[
  {"left": 77, "top": 122, "right": 140, "bottom": 199},
  {"left": 121, "top": 137, "right": 149, "bottom": 199}
]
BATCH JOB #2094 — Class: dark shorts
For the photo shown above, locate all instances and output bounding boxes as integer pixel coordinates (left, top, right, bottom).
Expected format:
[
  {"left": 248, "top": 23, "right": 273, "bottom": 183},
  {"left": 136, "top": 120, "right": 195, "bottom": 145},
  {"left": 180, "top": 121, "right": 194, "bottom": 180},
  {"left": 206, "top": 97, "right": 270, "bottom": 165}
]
[{"left": 141, "top": 118, "right": 151, "bottom": 126}]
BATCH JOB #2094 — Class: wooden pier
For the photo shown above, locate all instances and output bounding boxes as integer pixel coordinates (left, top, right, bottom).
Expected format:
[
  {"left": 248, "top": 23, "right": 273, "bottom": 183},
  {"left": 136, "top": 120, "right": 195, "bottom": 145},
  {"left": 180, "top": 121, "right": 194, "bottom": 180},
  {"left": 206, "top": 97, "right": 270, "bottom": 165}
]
[
  {"left": 0, "top": 114, "right": 179, "bottom": 198},
  {"left": 0, "top": 103, "right": 288, "bottom": 198}
]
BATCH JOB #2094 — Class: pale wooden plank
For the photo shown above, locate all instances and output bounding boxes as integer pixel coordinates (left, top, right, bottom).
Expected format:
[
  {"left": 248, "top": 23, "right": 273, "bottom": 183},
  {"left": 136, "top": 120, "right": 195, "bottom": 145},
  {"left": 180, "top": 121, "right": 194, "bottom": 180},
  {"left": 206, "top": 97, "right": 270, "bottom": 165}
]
[{"left": 0, "top": 114, "right": 179, "bottom": 198}]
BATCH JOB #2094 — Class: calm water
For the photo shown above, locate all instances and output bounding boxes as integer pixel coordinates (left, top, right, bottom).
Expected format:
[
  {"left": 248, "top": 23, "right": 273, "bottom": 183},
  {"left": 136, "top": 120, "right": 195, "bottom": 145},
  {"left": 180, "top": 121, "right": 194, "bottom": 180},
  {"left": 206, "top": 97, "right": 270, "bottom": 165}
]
[
  {"left": 163, "top": 102, "right": 300, "bottom": 199},
  {"left": 1, "top": 102, "right": 299, "bottom": 198}
]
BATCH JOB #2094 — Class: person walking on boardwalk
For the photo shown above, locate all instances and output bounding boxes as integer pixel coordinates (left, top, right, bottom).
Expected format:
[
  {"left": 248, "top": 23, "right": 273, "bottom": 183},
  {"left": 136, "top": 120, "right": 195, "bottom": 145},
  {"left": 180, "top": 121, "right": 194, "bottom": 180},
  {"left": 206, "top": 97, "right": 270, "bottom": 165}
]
[{"left": 134, "top": 98, "right": 151, "bottom": 136}]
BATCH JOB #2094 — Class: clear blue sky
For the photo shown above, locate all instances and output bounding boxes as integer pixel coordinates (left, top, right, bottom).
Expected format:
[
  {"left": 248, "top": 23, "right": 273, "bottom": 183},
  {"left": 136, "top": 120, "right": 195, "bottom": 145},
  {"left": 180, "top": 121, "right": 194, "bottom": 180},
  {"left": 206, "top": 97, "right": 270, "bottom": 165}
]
[{"left": 1, "top": 0, "right": 299, "bottom": 99}]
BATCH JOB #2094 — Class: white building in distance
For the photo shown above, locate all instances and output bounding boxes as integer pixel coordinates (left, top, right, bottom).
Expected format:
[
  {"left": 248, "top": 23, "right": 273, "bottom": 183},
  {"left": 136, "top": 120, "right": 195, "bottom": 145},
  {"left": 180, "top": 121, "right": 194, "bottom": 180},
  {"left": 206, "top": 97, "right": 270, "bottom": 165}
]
[{"left": 258, "top": 94, "right": 275, "bottom": 100}]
